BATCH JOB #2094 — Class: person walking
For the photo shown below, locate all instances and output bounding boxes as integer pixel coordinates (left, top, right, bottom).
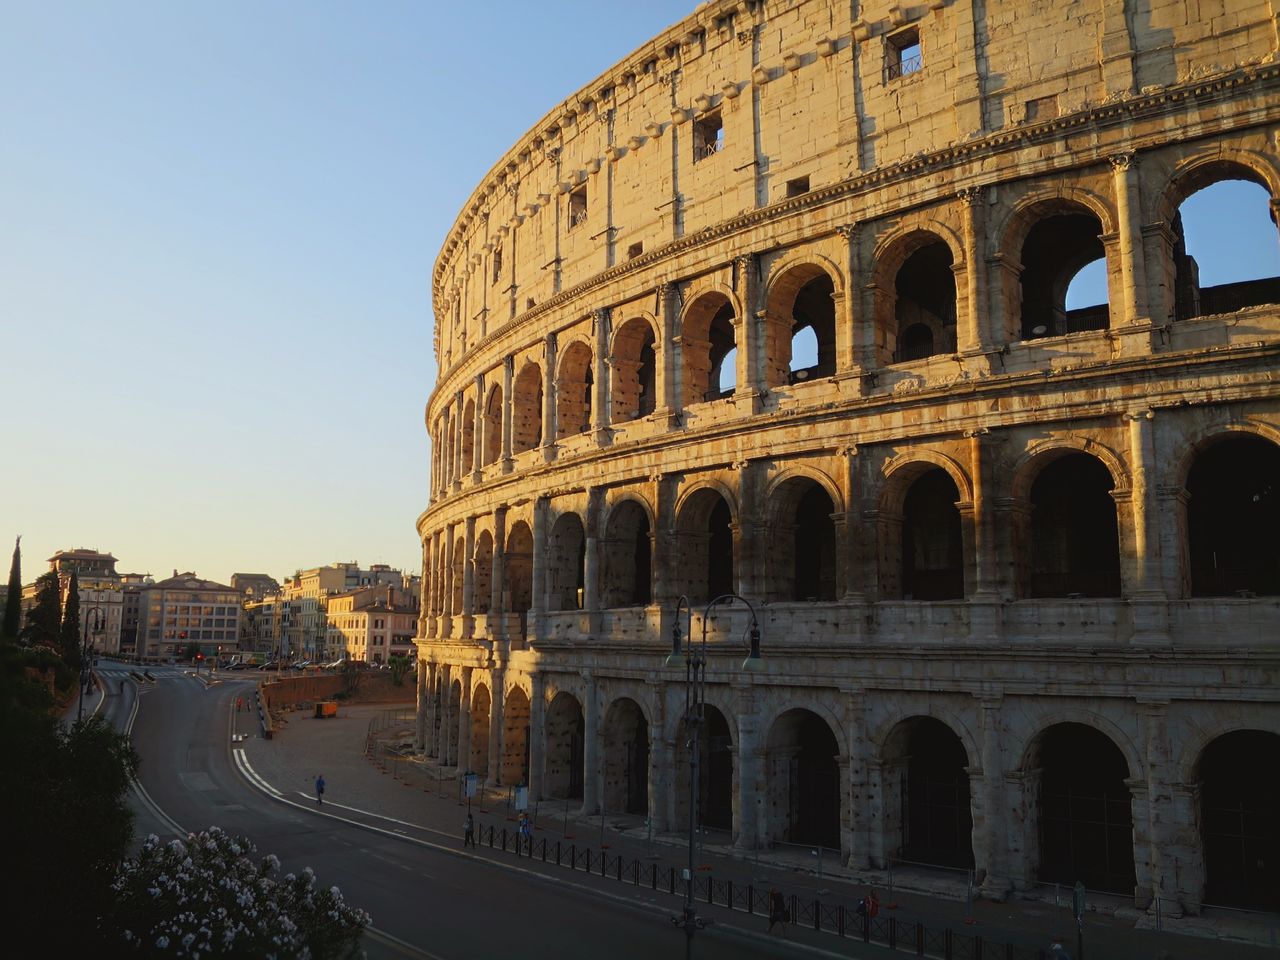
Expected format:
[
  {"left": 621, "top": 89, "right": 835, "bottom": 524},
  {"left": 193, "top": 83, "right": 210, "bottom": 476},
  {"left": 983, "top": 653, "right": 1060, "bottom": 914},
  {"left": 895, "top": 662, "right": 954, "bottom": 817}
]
[
  {"left": 464, "top": 812, "right": 476, "bottom": 849},
  {"left": 767, "top": 888, "right": 789, "bottom": 936},
  {"left": 315, "top": 774, "right": 325, "bottom": 806},
  {"left": 236, "top": 696, "right": 243, "bottom": 713}
]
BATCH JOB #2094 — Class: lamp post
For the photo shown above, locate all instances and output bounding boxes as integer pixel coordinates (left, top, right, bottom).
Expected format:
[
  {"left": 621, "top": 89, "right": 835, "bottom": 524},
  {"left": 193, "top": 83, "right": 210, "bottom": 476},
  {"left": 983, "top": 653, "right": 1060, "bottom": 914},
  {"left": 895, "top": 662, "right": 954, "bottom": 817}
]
[
  {"left": 666, "top": 593, "right": 763, "bottom": 959},
  {"left": 77, "top": 606, "right": 104, "bottom": 722}
]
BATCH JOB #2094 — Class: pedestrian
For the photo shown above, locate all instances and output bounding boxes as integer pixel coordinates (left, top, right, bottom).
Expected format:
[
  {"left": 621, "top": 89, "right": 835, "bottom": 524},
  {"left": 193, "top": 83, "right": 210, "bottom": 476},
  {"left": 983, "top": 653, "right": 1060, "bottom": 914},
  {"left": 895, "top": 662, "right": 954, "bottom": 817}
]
[
  {"left": 767, "top": 888, "right": 789, "bottom": 936},
  {"left": 1047, "top": 938, "right": 1071, "bottom": 960},
  {"left": 464, "top": 812, "right": 476, "bottom": 849},
  {"left": 236, "top": 696, "right": 243, "bottom": 713},
  {"left": 315, "top": 774, "right": 325, "bottom": 806},
  {"left": 519, "top": 811, "right": 533, "bottom": 850}
]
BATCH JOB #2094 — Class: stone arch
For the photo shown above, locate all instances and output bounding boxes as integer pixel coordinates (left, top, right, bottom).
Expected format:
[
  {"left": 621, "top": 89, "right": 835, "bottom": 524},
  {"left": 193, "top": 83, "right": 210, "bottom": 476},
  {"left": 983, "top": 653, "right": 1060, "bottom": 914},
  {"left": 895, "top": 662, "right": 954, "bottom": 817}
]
[
  {"left": 450, "top": 534, "right": 466, "bottom": 614},
  {"left": 511, "top": 361, "right": 543, "bottom": 454},
  {"left": 482, "top": 382, "right": 503, "bottom": 466},
  {"left": 446, "top": 678, "right": 462, "bottom": 766},
  {"left": 872, "top": 223, "right": 963, "bottom": 365},
  {"left": 878, "top": 454, "right": 972, "bottom": 601},
  {"left": 673, "top": 702, "right": 735, "bottom": 834},
  {"left": 1010, "top": 437, "right": 1131, "bottom": 500},
  {"left": 470, "top": 682, "right": 491, "bottom": 776},
  {"left": 601, "top": 495, "right": 653, "bottom": 608},
  {"left": 763, "top": 254, "right": 843, "bottom": 388},
  {"left": 504, "top": 520, "right": 534, "bottom": 638},
  {"left": 765, "top": 471, "right": 841, "bottom": 602},
  {"left": 501, "top": 684, "right": 531, "bottom": 786},
  {"left": 473, "top": 529, "right": 493, "bottom": 615},
  {"left": 764, "top": 706, "right": 844, "bottom": 850},
  {"left": 556, "top": 338, "right": 594, "bottom": 438},
  {"left": 674, "top": 483, "right": 737, "bottom": 603},
  {"left": 460, "top": 397, "right": 476, "bottom": 475},
  {"left": 544, "top": 691, "right": 585, "bottom": 800},
  {"left": 546, "top": 511, "right": 586, "bottom": 611},
  {"left": 1154, "top": 149, "right": 1280, "bottom": 227},
  {"left": 610, "top": 315, "right": 658, "bottom": 424},
  {"left": 602, "top": 696, "right": 650, "bottom": 815},
  {"left": 880, "top": 715, "right": 975, "bottom": 870},
  {"left": 681, "top": 288, "right": 739, "bottom": 404}
]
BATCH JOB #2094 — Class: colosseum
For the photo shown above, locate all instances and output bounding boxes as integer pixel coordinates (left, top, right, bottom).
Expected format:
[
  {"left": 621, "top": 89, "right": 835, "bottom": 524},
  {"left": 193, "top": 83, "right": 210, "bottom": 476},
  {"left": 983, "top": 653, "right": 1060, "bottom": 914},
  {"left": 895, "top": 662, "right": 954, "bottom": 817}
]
[{"left": 415, "top": 0, "right": 1280, "bottom": 917}]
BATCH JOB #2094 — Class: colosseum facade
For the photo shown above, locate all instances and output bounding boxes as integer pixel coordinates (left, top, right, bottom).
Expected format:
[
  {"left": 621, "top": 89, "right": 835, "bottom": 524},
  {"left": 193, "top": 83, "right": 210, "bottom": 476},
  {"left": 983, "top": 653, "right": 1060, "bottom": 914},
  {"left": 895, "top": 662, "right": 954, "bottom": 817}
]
[{"left": 415, "top": 0, "right": 1280, "bottom": 915}]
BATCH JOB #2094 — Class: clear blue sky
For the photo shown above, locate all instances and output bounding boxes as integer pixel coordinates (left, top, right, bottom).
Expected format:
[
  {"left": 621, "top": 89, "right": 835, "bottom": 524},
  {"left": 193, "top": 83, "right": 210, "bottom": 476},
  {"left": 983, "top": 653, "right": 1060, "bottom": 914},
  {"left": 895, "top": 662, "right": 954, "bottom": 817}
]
[
  {"left": 2, "top": 2, "right": 1275, "bottom": 586},
  {"left": 1, "top": 0, "right": 693, "bottom": 585}
]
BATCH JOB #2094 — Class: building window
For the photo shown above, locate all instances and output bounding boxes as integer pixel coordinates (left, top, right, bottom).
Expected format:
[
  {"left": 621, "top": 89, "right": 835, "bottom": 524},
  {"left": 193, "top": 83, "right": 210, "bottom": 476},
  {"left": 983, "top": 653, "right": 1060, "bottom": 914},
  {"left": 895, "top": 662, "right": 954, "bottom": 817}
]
[
  {"left": 693, "top": 110, "right": 724, "bottom": 162},
  {"left": 568, "top": 185, "right": 588, "bottom": 230},
  {"left": 886, "top": 28, "right": 922, "bottom": 81},
  {"left": 492, "top": 245, "right": 503, "bottom": 284},
  {"left": 786, "top": 176, "right": 810, "bottom": 198},
  {"left": 627, "top": 242, "right": 644, "bottom": 260}
]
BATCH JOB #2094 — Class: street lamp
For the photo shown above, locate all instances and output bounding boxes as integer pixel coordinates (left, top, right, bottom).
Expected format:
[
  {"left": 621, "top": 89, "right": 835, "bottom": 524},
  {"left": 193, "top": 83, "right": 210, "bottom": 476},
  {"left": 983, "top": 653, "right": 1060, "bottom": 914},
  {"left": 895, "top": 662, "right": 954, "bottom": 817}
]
[
  {"left": 666, "top": 593, "right": 762, "bottom": 958},
  {"left": 77, "top": 606, "right": 104, "bottom": 722}
]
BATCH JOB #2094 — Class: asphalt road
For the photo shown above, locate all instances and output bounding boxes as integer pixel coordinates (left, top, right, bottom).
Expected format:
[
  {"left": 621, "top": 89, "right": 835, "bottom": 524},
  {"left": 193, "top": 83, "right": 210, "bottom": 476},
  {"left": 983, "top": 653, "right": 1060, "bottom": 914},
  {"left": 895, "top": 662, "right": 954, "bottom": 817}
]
[{"left": 96, "top": 662, "right": 828, "bottom": 960}]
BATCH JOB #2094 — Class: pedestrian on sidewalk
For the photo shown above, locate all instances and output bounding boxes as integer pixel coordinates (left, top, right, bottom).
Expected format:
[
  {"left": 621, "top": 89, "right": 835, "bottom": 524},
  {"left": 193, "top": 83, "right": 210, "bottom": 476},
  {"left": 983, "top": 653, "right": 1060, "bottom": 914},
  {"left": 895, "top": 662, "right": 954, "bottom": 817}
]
[
  {"left": 464, "top": 812, "right": 476, "bottom": 849},
  {"left": 767, "top": 888, "right": 789, "bottom": 936},
  {"left": 518, "top": 811, "right": 532, "bottom": 850},
  {"left": 236, "top": 696, "right": 243, "bottom": 713},
  {"left": 315, "top": 774, "right": 325, "bottom": 806},
  {"left": 856, "top": 888, "right": 880, "bottom": 921}
]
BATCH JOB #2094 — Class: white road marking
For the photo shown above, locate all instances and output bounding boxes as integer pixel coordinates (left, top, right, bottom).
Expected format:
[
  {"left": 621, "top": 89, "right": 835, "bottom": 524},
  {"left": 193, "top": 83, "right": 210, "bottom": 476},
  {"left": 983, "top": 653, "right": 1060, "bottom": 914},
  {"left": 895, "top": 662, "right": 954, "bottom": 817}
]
[{"left": 233, "top": 750, "right": 282, "bottom": 797}]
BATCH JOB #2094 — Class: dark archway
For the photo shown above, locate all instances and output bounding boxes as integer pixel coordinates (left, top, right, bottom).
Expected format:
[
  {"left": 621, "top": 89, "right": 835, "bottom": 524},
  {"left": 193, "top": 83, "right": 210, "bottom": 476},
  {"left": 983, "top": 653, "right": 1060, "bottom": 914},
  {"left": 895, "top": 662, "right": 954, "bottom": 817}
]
[
  {"left": 894, "top": 240, "right": 956, "bottom": 361},
  {"left": 601, "top": 500, "right": 652, "bottom": 607},
  {"left": 1029, "top": 454, "right": 1121, "bottom": 597},
  {"left": 611, "top": 317, "right": 657, "bottom": 423},
  {"left": 460, "top": 398, "right": 475, "bottom": 475},
  {"left": 769, "top": 477, "right": 837, "bottom": 601},
  {"left": 675, "top": 488, "right": 735, "bottom": 604},
  {"left": 473, "top": 531, "right": 493, "bottom": 615},
  {"left": 1196, "top": 730, "right": 1280, "bottom": 910},
  {"left": 603, "top": 698, "right": 649, "bottom": 815},
  {"left": 504, "top": 521, "right": 533, "bottom": 640},
  {"left": 511, "top": 363, "right": 543, "bottom": 454},
  {"left": 767, "top": 709, "right": 841, "bottom": 849},
  {"left": 544, "top": 693, "right": 585, "bottom": 801},
  {"left": 1031, "top": 723, "right": 1135, "bottom": 894},
  {"left": 682, "top": 294, "right": 737, "bottom": 403},
  {"left": 501, "top": 686, "right": 531, "bottom": 786},
  {"left": 1019, "top": 209, "right": 1110, "bottom": 339},
  {"left": 1187, "top": 436, "right": 1280, "bottom": 596},
  {"left": 446, "top": 679, "right": 461, "bottom": 767},
  {"left": 547, "top": 512, "right": 586, "bottom": 611},
  {"left": 482, "top": 384, "right": 503, "bottom": 467},
  {"left": 470, "top": 684, "right": 491, "bottom": 777},
  {"left": 882, "top": 717, "right": 973, "bottom": 869},
  {"left": 789, "top": 274, "right": 836, "bottom": 383},
  {"left": 902, "top": 469, "right": 964, "bottom": 600},
  {"left": 675, "top": 704, "right": 734, "bottom": 834},
  {"left": 557, "top": 341, "right": 594, "bottom": 439}
]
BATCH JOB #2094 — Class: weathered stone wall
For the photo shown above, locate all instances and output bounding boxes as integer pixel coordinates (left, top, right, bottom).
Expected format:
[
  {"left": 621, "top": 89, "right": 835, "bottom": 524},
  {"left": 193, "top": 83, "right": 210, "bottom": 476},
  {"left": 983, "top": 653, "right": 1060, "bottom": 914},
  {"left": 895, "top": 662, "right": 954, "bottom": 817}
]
[{"left": 416, "top": 0, "right": 1280, "bottom": 918}]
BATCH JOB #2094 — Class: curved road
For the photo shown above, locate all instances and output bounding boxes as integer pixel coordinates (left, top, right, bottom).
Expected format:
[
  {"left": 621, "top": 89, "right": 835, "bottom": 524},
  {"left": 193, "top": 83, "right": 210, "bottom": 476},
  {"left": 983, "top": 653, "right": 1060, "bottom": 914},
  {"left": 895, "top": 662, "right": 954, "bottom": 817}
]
[{"left": 97, "top": 663, "right": 813, "bottom": 960}]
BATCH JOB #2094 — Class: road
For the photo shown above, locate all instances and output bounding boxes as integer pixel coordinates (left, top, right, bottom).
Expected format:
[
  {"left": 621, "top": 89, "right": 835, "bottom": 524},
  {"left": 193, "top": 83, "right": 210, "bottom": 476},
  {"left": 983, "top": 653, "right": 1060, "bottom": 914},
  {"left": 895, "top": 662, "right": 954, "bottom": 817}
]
[{"left": 96, "top": 662, "right": 824, "bottom": 960}]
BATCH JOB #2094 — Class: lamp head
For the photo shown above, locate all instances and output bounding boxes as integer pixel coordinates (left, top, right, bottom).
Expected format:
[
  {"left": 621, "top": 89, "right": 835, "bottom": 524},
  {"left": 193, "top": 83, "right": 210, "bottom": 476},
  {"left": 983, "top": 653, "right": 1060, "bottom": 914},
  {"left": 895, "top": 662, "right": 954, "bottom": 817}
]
[{"left": 741, "top": 623, "right": 764, "bottom": 673}]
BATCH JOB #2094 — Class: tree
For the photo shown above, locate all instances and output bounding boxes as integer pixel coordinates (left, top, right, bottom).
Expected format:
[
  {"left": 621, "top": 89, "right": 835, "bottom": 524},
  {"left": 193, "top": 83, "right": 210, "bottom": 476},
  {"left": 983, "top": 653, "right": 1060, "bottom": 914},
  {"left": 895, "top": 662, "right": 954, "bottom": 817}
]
[
  {"left": 110, "top": 827, "right": 369, "bottom": 957},
  {"left": 388, "top": 653, "right": 411, "bottom": 686},
  {"left": 61, "top": 570, "right": 82, "bottom": 674},
  {"left": 21, "top": 570, "right": 61, "bottom": 651},
  {"left": 1, "top": 535, "right": 20, "bottom": 642}
]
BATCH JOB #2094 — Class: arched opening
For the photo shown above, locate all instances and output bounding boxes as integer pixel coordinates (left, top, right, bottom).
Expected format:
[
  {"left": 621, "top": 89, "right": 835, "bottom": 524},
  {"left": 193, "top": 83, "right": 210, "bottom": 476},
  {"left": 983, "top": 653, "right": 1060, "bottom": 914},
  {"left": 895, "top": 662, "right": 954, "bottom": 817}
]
[
  {"left": 1171, "top": 173, "right": 1280, "bottom": 321},
  {"left": 556, "top": 341, "right": 594, "bottom": 439},
  {"left": 766, "top": 709, "right": 841, "bottom": 849},
  {"left": 900, "top": 469, "right": 964, "bottom": 600},
  {"left": 764, "top": 264, "right": 838, "bottom": 388},
  {"left": 1018, "top": 206, "right": 1110, "bottom": 340},
  {"left": 446, "top": 679, "right": 461, "bottom": 767},
  {"left": 683, "top": 293, "right": 737, "bottom": 404},
  {"left": 504, "top": 521, "right": 533, "bottom": 639},
  {"left": 470, "top": 684, "right": 491, "bottom": 777},
  {"left": 473, "top": 531, "right": 493, "bottom": 615},
  {"left": 1028, "top": 454, "right": 1121, "bottom": 598},
  {"left": 1186, "top": 436, "right": 1280, "bottom": 596},
  {"left": 1029, "top": 723, "right": 1135, "bottom": 894},
  {"left": 441, "top": 411, "right": 454, "bottom": 485},
  {"left": 547, "top": 512, "right": 586, "bottom": 611},
  {"left": 1196, "top": 730, "right": 1280, "bottom": 910},
  {"left": 460, "top": 398, "right": 475, "bottom": 474},
  {"left": 893, "top": 240, "right": 956, "bottom": 362},
  {"left": 674, "top": 488, "right": 734, "bottom": 604},
  {"left": 882, "top": 717, "right": 973, "bottom": 869},
  {"left": 544, "top": 692, "right": 585, "bottom": 800},
  {"left": 611, "top": 318, "right": 657, "bottom": 423},
  {"left": 501, "top": 686, "right": 531, "bottom": 786},
  {"left": 603, "top": 698, "right": 649, "bottom": 816},
  {"left": 768, "top": 478, "right": 837, "bottom": 601},
  {"left": 601, "top": 499, "right": 652, "bottom": 607},
  {"left": 511, "top": 363, "right": 543, "bottom": 454},
  {"left": 482, "top": 384, "right": 503, "bottom": 466},
  {"left": 674, "top": 704, "right": 734, "bottom": 834},
  {"left": 450, "top": 536, "right": 466, "bottom": 614}
]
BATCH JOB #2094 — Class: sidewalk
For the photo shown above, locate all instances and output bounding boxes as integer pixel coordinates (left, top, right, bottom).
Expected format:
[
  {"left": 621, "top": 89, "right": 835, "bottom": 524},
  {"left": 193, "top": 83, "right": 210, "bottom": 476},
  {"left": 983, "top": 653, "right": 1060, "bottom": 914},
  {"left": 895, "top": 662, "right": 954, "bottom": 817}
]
[{"left": 237, "top": 705, "right": 1279, "bottom": 959}]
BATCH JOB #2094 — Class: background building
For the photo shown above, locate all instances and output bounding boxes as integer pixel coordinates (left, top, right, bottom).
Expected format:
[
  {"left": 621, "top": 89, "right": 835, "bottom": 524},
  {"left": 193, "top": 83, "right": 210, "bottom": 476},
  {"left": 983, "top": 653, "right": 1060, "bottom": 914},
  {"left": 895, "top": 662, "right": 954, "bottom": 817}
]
[
  {"left": 138, "top": 571, "right": 242, "bottom": 661},
  {"left": 326, "top": 582, "right": 420, "bottom": 664},
  {"left": 414, "top": 0, "right": 1280, "bottom": 919}
]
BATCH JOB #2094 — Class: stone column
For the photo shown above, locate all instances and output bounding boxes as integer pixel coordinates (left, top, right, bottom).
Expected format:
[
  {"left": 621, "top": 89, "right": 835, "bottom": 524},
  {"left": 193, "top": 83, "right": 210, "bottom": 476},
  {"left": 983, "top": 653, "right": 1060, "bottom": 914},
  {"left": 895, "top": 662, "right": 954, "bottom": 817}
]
[
  {"left": 734, "top": 255, "right": 765, "bottom": 414},
  {"left": 736, "top": 460, "right": 764, "bottom": 598},
  {"left": 1138, "top": 700, "right": 1176, "bottom": 909},
  {"left": 491, "top": 506, "right": 507, "bottom": 642},
  {"left": 462, "top": 517, "right": 476, "bottom": 638},
  {"left": 487, "top": 668, "right": 506, "bottom": 785},
  {"left": 528, "top": 673, "right": 546, "bottom": 800},
  {"left": 1111, "top": 153, "right": 1150, "bottom": 327},
  {"left": 530, "top": 497, "right": 548, "bottom": 639},
  {"left": 501, "top": 355, "right": 515, "bottom": 472},
  {"left": 457, "top": 666, "right": 473, "bottom": 774},
  {"left": 452, "top": 389, "right": 465, "bottom": 490},
  {"left": 583, "top": 487, "right": 604, "bottom": 632},
  {"left": 592, "top": 308, "right": 612, "bottom": 443},
  {"left": 968, "top": 430, "right": 999, "bottom": 599},
  {"left": 652, "top": 474, "right": 677, "bottom": 605},
  {"left": 646, "top": 680, "right": 669, "bottom": 832},
  {"left": 541, "top": 332, "right": 558, "bottom": 461},
  {"left": 424, "top": 663, "right": 438, "bottom": 758},
  {"left": 439, "top": 664, "right": 454, "bottom": 766},
  {"left": 441, "top": 522, "right": 456, "bottom": 638},
  {"left": 846, "top": 688, "right": 873, "bottom": 868},
  {"left": 580, "top": 674, "right": 600, "bottom": 815},
  {"left": 976, "top": 698, "right": 1009, "bottom": 896},
  {"left": 839, "top": 446, "right": 867, "bottom": 604},
  {"left": 958, "top": 187, "right": 987, "bottom": 355},
  {"left": 834, "top": 225, "right": 857, "bottom": 378},
  {"left": 655, "top": 281, "right": 680, "bottom": 424},
  {"left": 415, "top": 658, "right": 428, "bottom": 753},
  {"left": 472, "top": 374, "right": 485, "bottom": 480},
  {"left": 734, "top": 687, "right": 763, "bottom": 851},
  {"left": 1126, "top": 410, "right": 1169, "bottom": 643}
]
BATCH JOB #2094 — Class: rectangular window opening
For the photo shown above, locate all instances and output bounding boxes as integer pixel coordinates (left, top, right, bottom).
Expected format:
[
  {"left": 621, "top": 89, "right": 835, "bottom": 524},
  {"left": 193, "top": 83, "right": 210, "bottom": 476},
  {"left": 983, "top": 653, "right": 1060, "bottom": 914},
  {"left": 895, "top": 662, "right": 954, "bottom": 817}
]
[
  {"left": 568, "top": 185, "right": 588, "bottom": 230},
  {"left": 491, "top": 246, "right": 503, "bottom": 284},
  {"left": 786, "top": 176, "right": 810, "bottom": 198},
  {"left": 886, "top": 28, "right": 922, "bottom": 81},
  {"left": 627, "top": 242, "right": 644, "bottom": 260},
  {"left": 693, "top": 110, "right": 724, "bottom": 162}
]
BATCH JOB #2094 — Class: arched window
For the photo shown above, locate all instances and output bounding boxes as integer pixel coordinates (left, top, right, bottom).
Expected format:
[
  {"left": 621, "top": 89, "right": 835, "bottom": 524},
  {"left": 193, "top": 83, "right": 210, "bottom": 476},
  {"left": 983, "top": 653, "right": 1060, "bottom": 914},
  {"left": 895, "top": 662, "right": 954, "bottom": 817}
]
[
  {"left": 765, "top": 709, "right": 841, "bottom": 850},
  {"left": 763, "top": 264, "right": 837, "bottom": 388},
  {"left": 682, "top": 293, "right": 737, "bottom": 404},
  {"left": 1028, "top": 454, "right": 1120, "bottom": 597},
  {"left": 547, "top": 513, "right": 585, "bottom": 611},
  {"left": 675, "top": 489, "right": 734, "bottom": 603},
  {"left": 611, "top": 318, "right": 657, "bottom": 424},
  {"left": 556, "top": 342, "right": 594, "bottom": 439},
  {"left": 882, "top": 717, "right": 973, "bottom": 869},
  {"left": 1018, "top": 205, "right": 1110, "bottom": 340},
  {"left": 893, "top": 240, "right": 956, "bottom": 362},
  {"left": 511, "top": 364, "right": 543, "bottom": 454},
  {"left": 482, "top": 384, "right": 503, "bottom": 466},
  {"left": 768, "top": 478, "right": 837, "bottom": 601},
  {"left": 603, "top": 698, "right": 649, "bottom": 815},
  {"left": 1186, "top": 436, "right": 1280, "bottom": 596},
  {"left": 460, "top": 398, "right": 475, "bottom": 475},
  {"left": 901, "top": 469, "right": 964, "bottom": 600},
  {"left": 601, "top": 500, "right": 652, "bottom": 607}
]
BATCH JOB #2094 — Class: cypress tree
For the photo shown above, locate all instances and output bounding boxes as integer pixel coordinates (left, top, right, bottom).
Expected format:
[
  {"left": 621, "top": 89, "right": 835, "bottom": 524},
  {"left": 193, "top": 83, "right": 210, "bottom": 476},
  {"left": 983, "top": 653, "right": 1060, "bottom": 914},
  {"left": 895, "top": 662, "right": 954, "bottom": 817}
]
[
  {"left": 1, "top": 536, "right": 20, "bottom": 642},
  {"left": 62, "top": 570, "right": 82, "bottom": 672},
  {"left": 21, "top": 571, "right": 62, "bottom": 652}
]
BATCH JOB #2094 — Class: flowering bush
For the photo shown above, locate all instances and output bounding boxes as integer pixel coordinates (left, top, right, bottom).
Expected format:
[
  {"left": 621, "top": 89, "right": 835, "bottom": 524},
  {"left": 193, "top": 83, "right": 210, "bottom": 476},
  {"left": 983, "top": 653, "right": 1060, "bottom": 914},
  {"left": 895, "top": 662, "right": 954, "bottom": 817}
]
[{"left": 111, "top": 827, "right": 370, "bottom": 958}]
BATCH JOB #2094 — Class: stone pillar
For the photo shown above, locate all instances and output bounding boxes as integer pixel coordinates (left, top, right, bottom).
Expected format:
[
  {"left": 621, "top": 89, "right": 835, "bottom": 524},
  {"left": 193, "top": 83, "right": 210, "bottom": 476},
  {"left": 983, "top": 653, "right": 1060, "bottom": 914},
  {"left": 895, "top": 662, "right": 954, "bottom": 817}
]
[
  {"left": 491, "top": 506, "right": 507, "bottom": 642},
  {"left": 501, "top": 355, "right": 515, "bottom": 472},
  {"left": 415, "top": 658, "right": 428, "bottom": 753},
  {"left": 471, "top": 374, "right": 485, "bottom": 480},
  {"left": 734, "top": 255, "right": 765, "bottom": 415},
  {"left": 580, "top": 674, "right": 600, "bottom": 815},
  {"left": 866, "top": 758, "right": 886, "bottom": 867},
  {"left": 656, "top": 281, "right": 680, "bottom": 423},
  {"left": 652, "top": 474, "right": 677, "bottom": 605},
  {"left": 958, "top": 187, "right": 987, "bottom": 355},
  {"left": 968, "top": 430, "right": 999, "bottom": 600},
  {"left": 646, "top": 680, "right": 669, "bottom": 832},
  {"left": 457, "top": 666, "right": 473, "bottom": 774},
  {"left": 846, "top": 689, "right": 873, "bottom": 868},
  {"left": 976, "top": 698, "right": 1009, "bottom": 896},
  {"left": 462, "top": 517, "right": 476, "bottom": 637},
  {"left": 1126, "top": 410, "right": 1169, "bottom": 643},
  {"left": 834, "top": 225, "right": 857, "bottom": 378},
  {"left": 583, "top": 487, "right": 604, "bottom": 633},
  {"left": 592, "top": 308, "right": 612, "bottom": 442},
  {"left": 441, "top": 522, "right": 456, "bottom": 638},
  {"left": 425, "top": 663, "right": 438, "bottom": 758},
  {"left": 528, "top": 673, "right": 546, "bottom": 800},
  {"left": 735, "top": 460, "right": 763, "bottom": 599},
  {"left": 1111, "top": 153, "right": 1150, "bottom": 328},
  {"left": 487, "top": 668, "right": 506, "bottom": 785},
  {"left": 452, "top": 389, "right": 465, "bottom": 490},
  {"left": 734, "top": 688, "right": 763, "bottom": 851},
  {"left": 439, "top": 664, "right": 454, "bottom": 766},
  {"left": 839, "top": 446, "right": 867, "bottom": 604},
  {"left": 541, "top": 332, "right": 558, "bottom": 460}
]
